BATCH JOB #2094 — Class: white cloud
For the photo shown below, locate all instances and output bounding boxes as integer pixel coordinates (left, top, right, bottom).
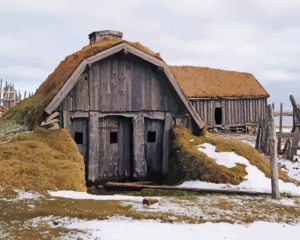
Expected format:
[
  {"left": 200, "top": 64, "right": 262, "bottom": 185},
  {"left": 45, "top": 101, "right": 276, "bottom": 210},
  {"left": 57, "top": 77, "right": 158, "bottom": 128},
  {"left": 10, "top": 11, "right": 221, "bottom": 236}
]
[
  {"left": 0, "top": 65, "right": 48, "bottom": 80},
  {"left": 0, "top": 0, "right": 299, "bottom": 105},
  {"left": 259, "top": 70, "right": 300, "bottom": 82},
  {"left": 0, "top": 37, "right": 27, "bottom": 54}
]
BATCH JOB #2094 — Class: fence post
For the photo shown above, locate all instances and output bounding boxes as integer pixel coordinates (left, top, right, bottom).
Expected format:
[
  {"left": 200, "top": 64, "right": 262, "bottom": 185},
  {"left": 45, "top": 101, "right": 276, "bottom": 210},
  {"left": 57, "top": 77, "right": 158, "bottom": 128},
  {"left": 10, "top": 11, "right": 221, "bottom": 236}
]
[
  {"left": 268, "top": 105, "right": 281, "bottom": 199},
  {"left": 277, "top": 102, "right": 283, "bottom": 154}
]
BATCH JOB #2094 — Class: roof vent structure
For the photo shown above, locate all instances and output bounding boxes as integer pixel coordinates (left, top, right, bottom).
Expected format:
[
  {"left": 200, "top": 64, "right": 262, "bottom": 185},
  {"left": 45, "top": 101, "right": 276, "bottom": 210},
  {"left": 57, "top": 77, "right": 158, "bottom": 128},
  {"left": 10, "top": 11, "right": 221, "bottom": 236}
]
[{"left": 88, "top": 30, "right": 123, "bottom": 44}]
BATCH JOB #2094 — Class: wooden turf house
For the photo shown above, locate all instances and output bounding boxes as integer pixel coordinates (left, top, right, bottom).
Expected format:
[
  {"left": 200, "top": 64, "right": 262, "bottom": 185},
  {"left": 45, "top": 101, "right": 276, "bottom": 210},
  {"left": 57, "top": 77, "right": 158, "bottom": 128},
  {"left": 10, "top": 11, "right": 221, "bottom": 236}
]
[
  {"left": 40, "top": 30, "right": 205, "bottom": 182},
  {"left": 170, "top": 66, "right": 270, "bottom": 129}
]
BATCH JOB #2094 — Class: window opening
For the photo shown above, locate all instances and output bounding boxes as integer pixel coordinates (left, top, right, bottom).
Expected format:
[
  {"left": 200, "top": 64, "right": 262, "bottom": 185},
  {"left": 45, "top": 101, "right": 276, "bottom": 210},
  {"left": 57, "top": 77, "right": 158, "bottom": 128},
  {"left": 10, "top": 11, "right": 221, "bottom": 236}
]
[
  {"left": 74, "top": 132, "right": 83, "bottom": 144},
  {"left": 147, "top": 131, "right": 156, "bottom": 143},
  {"left": 110, "top": 131, "right": 118, "bottom": 144}
]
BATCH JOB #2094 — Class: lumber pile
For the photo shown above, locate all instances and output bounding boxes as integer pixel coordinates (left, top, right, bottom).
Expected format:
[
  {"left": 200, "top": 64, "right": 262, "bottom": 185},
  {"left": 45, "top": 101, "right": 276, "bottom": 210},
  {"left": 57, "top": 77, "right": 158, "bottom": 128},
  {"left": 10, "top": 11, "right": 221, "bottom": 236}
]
[{"left": 41, "top": 112, "right": 60, "bottom": 130}]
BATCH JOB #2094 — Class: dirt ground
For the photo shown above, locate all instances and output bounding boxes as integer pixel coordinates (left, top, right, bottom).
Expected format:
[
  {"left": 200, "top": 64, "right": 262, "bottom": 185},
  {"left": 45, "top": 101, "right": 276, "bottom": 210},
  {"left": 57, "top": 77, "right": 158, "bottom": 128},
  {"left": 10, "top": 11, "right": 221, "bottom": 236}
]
[{"left": 0, "top": 189, "right": 299, "bottom": 239}]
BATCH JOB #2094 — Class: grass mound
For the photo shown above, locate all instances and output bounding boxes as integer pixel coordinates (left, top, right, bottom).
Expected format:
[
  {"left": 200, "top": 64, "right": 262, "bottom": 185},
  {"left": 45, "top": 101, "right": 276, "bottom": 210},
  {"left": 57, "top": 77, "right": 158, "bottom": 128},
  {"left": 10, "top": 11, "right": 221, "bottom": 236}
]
[
  {"left": 1, "top": 94, "right": 48, "bottom": 129},
  {"left": 0, "top": 126, "right": 86, "bottom": 193},
  {"left": 167, "top": 127, "right": 298, "bottom": 185}
]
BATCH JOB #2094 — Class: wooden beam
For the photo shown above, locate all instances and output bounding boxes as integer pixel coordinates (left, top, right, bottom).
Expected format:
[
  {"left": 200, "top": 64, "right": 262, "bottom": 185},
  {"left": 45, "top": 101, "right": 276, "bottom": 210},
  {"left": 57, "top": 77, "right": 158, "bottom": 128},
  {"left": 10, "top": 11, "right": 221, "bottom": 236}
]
[{"left": 104, "top": 182, "right": 272, "bottom": 196}]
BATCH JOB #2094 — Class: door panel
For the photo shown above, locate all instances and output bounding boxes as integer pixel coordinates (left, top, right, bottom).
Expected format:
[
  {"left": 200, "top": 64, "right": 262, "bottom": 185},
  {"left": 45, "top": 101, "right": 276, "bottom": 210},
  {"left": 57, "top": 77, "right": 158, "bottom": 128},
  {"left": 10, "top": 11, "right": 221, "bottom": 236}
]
[
  {"left": 98, "top": 116, "right": 133, "bottom": 179},
  {"left": 70, "top": 118, "right": 88, "bottom": 179},
  {"left": 144, "top": 118, "right": 164, "bottom": 179}
]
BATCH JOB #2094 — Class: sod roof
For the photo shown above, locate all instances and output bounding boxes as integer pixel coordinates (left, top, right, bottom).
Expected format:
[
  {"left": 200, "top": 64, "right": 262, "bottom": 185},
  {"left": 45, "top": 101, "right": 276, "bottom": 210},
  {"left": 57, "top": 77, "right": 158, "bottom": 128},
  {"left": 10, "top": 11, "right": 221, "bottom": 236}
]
[
  {"left": 37, "top": 39, "right": 162, "bottom": 100},
  {"left": 3, "top": 38, "right": 267, "bottom": 127},
  {"left": 169, "top": 66, "right": 269, "bottom": 98},
  {"left": 2, "top": 39, "right": 163, "bottom": 126}
]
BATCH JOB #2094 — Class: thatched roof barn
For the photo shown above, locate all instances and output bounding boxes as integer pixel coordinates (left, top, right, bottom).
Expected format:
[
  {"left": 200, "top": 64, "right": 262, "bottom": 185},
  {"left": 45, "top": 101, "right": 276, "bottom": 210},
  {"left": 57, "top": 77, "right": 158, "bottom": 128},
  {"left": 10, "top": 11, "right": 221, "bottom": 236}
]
[
  {"left": 38, "top": 30, "right": 205, "bottom": 182},
  {"left": 170, "top": 66, "right": 269, "bottom": 128}
]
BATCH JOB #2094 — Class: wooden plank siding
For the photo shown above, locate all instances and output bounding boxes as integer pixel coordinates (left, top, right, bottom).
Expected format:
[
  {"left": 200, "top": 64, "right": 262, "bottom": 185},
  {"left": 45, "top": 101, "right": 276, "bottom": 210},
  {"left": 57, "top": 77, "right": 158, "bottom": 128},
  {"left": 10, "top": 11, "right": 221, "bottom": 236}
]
[
  {"left": 61, "top": 53, "right": 186, "bottom": 114},
  {"left": 190, "top": 98, "right": 267, "bottom": 128},
  {"left": 59, "top": 52, "right": 193, "bottom": 181}
]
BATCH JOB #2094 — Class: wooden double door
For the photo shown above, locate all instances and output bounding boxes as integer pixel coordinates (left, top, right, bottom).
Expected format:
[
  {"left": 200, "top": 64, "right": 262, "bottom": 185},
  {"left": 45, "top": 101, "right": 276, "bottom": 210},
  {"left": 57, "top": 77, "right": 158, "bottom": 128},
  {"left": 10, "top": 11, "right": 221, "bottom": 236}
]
[
  {"left": 71, "top": 116, "right": 166, "bottom": 181},
  {"left": 98, "top": 116, "right": 165, "bottom": 180}
]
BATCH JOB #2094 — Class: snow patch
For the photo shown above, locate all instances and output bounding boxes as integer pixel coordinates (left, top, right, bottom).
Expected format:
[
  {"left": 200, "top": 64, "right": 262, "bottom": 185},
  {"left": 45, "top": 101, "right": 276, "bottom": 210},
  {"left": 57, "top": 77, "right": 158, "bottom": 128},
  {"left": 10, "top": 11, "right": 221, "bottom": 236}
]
[
  {"left": 29, "top": 216, "right": 300, "bottom": 240},
  {"left": 278, "top": 159, "right": 300, "bottom": 181},
  {"left": 198, "top": 143, "right": 248, "bottom": 168},
  {"left": 183, "top": 143, "right": 300, "bottom": 195},
  {"left": 7, "top": 190, "right": 43, "bottom": 202},
  {"left": 278, "top": 199, "right": 297, "bottom": 207},
  {"left": 48, "top": 190, "right": 145, "bottom": 202}
]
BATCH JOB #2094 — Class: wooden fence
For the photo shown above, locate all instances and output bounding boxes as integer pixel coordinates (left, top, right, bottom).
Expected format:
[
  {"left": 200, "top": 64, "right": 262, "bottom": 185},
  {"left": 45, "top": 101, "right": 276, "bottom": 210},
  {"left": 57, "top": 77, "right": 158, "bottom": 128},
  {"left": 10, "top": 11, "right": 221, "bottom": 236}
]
[
  {"left": 0, "top": 78, "right": 33, "bottom": 110},
  {"left": 257, "top": 95, "right": 300, "bottom": 161},
  {"left": 255, "top": 104, "right": 280, "bottom": 199}
]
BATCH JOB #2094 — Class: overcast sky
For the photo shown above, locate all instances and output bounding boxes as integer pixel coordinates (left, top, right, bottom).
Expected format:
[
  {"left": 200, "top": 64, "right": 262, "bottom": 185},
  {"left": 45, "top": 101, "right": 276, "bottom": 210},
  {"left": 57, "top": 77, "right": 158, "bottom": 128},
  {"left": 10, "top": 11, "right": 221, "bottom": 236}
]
[{"left": 0, "top": 0, "right": 299, "bottom": 107}]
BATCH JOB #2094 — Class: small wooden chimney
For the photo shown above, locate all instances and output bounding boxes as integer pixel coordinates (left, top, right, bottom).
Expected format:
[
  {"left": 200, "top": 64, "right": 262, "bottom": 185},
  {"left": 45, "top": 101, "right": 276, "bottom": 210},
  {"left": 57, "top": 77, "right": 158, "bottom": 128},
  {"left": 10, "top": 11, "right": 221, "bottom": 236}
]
[{"left": 88, "top": 30, "right": 123, "bottom": 44}]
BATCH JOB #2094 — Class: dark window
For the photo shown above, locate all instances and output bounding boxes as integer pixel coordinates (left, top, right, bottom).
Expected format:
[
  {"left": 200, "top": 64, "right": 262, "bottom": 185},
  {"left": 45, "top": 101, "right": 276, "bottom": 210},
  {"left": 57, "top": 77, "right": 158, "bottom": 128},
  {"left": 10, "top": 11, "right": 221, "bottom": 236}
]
[
  {"left": 215, "top": 107, "right": 223, "bottom": 125},
  {"left": 110, "top": 131, "right": 118, "bottom": 144},
  {"left": 147, "top": 131, "right": 156, "bottom": 143},
  {"left": 74, "top": 132, "right": 83, "bottom": 144}
]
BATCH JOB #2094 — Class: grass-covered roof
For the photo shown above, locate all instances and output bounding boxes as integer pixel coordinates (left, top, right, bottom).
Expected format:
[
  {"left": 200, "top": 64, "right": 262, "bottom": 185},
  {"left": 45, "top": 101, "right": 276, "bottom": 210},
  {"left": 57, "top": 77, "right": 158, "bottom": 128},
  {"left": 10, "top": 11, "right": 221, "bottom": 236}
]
[
  {"left": 2, "top": 39, "right": 162, "bottom": 127},
  {"left": 170, "top": 66, "right": 269, "bottom": 98}
]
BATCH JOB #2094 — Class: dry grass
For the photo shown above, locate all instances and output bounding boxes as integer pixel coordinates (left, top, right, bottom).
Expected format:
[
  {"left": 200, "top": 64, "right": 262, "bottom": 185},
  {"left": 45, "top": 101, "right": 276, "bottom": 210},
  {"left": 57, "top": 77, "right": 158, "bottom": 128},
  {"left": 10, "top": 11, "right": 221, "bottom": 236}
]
[
  {"left": 167, "top": 127, "right": 247, "bottom": 185},
  {"left": 0, "top": 127, "right": 86, "bottom": 193},
  {"left": 1, "top": 94, "right": 49, "bottom": 128},
  {"left": 170, "top": 65, "right": 269, "bottom": 98},
  {"left": 167, "top": 127, "right": 298, "bottom": 185},
  {"left": 1, "top": 190, "right": 299, "bottom": 239}
]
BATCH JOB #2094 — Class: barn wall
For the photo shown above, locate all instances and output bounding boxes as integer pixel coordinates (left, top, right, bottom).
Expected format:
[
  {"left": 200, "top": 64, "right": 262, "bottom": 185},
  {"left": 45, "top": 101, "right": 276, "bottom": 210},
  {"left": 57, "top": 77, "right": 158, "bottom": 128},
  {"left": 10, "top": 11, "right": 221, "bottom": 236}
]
[
  {"left": 190, "top": 98, "right": 267, "bottom": 128},
  {"left": 60, "top": 53, "right": 186, "bottom": 114},
  {"left": 59, "top": 52, "right": 191, "bottom": 181}
]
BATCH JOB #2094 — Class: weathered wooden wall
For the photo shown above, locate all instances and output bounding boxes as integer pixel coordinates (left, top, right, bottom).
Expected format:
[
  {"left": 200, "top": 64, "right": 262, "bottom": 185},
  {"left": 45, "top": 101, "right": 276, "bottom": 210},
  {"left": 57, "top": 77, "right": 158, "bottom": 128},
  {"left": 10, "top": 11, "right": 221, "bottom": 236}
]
[
  {"left": 190, "top": 97, "right": 267, "bottom": 128},
  {"left": 59, "top": 52, "right": 190, "bottom": 181},
  {"left": 60, "top": 53, "right": 186, "bottom": 114}
]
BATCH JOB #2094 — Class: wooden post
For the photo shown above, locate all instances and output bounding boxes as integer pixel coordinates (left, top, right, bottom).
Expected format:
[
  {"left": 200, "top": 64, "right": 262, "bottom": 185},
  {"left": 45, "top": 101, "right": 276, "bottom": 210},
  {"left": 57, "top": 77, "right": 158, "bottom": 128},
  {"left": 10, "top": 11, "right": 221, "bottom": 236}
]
[
  {"left": 290, "top": 127, "right": 300, "bottom": 161},
  {"left": 268, "top": 105, "right": 280, "bottom": 199},
  {"left": 277, "top": 102, "right": 283, "bottom": 154},
  {"left": 0, "top": 78, "right": 2, "bottom": 106}
]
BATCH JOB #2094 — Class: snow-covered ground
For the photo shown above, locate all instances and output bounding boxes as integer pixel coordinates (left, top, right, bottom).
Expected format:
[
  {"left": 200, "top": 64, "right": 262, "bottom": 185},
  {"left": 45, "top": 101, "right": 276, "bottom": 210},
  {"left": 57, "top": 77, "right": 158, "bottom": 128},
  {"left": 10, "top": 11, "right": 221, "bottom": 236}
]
[
  {"left": 275, "top": 127, "right": 293, "bottom": 133},
  {"left": 48, "top": 190, "right": 145, "bottom": 202},
  {"left": 180, "top": 143, "right": 300, "bottom": 195},
  {"left": 29, "top": 216, "right": 300, "bottom": 240},
  {"left": 278, "top": 159, "right": 300, "bottom": 181}
]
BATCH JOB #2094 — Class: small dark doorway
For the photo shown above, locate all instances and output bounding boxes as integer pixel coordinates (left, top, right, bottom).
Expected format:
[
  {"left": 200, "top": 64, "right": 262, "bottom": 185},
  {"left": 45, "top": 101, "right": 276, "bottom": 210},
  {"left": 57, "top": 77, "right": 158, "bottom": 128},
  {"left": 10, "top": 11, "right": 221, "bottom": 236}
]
[{"left": 215, "top": 107, "right": 223, "bottom": 125}]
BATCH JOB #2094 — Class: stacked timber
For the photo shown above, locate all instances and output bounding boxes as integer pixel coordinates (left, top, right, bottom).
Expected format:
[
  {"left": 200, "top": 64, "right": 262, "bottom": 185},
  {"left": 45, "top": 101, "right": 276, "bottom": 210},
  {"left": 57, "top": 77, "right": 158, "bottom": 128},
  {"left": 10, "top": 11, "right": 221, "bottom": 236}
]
[{"left": 41, "top": 112, "right": 60, "bottom": 130}]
